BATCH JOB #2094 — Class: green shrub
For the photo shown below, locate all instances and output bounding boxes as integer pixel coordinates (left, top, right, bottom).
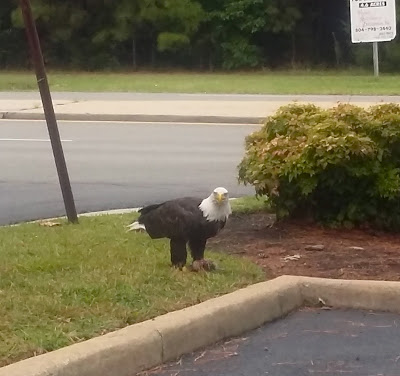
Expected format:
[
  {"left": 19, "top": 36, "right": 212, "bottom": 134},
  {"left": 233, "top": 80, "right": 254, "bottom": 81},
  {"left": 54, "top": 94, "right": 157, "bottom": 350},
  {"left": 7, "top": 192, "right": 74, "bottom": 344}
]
[{"left": 238, "top": 103, "right": 400, "bottom": 230}]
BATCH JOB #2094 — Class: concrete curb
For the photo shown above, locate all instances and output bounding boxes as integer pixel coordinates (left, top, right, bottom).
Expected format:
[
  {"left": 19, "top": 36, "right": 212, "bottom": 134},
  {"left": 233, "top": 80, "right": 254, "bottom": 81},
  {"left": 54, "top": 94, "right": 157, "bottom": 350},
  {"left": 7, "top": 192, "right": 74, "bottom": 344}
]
[
  {"left": 298, "top": 276, "right": 400, "bottom": 312},
  {"left": 6, "top": 197, "right": 240, "bottom": 227},
  {"left": 4, "top": 208, "right": 141, "bottom": 228},
  {"left": 0, "top": 112, "right": 264, "bottom": 124},
  {"left": 2, "top": 275, "right": 400, "bottom": 376}
]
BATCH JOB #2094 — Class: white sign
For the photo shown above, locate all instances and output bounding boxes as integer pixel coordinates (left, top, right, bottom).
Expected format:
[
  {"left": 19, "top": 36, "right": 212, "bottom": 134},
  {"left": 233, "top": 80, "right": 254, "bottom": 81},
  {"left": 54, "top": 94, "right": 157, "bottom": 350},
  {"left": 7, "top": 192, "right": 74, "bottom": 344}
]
[{"left": 350, "top": 0, "right": 397, "bottom": 43}]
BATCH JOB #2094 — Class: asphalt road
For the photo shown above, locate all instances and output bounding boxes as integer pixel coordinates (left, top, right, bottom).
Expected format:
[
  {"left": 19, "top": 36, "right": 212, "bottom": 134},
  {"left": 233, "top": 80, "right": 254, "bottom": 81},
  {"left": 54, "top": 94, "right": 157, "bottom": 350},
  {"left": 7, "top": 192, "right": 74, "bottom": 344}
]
[
  {"left": 146, "top": 308, "right": 400, "bottom": 376},
  {"left": 2, "top": 92, "right": 400, "bottom": 102},
  {"left": 0, "top": 120, "right": 258, "bottom": 225}
]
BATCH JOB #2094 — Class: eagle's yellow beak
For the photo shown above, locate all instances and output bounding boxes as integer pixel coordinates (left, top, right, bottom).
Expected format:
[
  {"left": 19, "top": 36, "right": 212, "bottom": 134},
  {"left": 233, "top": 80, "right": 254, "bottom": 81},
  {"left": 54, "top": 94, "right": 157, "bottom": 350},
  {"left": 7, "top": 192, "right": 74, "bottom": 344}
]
[{"left": 217, "top": 193, "right": 223, "bottom": 202}]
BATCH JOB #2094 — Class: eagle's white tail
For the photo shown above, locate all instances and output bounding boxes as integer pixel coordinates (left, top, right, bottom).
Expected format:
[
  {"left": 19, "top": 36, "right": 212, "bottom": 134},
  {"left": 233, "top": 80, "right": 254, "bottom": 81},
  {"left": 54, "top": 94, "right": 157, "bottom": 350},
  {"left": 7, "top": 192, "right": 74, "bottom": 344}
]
[{"left": 126, "top": 221, "right": 146, "bottom": 232}]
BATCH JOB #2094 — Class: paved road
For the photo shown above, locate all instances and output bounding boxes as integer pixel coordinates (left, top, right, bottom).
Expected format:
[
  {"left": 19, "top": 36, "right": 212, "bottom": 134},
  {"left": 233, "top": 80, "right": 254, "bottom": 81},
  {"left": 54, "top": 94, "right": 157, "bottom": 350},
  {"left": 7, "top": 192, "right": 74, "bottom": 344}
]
[
  {"left": 0, "top": 120, "right": 257, "bottom": 225},
  {"left": 145, "top": 308, "right": 400, "bottom": 376},
  {"left": 2, "top": 92, "right": 400, "bottom": 102}
]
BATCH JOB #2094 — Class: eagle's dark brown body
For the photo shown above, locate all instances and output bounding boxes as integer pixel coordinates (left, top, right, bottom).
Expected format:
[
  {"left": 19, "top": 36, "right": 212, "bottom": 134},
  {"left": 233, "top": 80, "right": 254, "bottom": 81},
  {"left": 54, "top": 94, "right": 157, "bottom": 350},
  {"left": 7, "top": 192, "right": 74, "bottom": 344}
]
[{"left": 137, "top": 197, "right": 227, "bottom": 268}]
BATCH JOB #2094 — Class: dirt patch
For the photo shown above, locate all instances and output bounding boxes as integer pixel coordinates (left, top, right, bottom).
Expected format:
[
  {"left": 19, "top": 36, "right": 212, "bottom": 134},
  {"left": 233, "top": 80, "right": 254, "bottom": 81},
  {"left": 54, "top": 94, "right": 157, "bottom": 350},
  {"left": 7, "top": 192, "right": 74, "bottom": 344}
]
[{"left": 210, "top": 212, "right": 400, "bottom": 281}]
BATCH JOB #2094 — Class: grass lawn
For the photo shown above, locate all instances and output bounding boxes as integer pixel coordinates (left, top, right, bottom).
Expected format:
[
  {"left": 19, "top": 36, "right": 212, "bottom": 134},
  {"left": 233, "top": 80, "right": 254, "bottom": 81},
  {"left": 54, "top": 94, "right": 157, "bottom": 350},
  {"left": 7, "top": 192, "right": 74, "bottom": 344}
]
[
  {"left": 1, "top": 69, "right": 400, "bottom": 95},
  {"left": 0, "top": 199, "right": 265, "bottom": 367},
  {"left": 230, "top": 195, "right": 270, "bottom": 213}
]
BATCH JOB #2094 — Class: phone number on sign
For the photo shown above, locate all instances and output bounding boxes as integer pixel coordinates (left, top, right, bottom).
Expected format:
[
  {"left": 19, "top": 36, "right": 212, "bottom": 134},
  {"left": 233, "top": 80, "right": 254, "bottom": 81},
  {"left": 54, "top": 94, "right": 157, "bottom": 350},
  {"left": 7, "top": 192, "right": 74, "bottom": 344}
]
[{"left": 355, "top": 26, "right": 392, "bottom": 32}]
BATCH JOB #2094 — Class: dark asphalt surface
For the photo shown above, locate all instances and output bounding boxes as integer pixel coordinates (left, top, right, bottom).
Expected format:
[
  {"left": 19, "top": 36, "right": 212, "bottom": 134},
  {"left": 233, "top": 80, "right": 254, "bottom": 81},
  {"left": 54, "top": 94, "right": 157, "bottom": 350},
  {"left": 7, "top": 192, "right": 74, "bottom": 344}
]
[
  {"left": 142, "top": 308, "right": 400, "bottom": 376},
  {"left": 0, "top": 120, "right": 256, "bottom": 225}
]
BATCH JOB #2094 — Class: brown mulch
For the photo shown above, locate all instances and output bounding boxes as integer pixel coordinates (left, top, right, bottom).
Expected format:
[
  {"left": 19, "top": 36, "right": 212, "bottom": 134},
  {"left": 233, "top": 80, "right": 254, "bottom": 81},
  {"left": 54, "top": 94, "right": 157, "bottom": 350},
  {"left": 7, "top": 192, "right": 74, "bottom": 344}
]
[{"left": 209, "top": 212, "right": 400, "bottom": 281}]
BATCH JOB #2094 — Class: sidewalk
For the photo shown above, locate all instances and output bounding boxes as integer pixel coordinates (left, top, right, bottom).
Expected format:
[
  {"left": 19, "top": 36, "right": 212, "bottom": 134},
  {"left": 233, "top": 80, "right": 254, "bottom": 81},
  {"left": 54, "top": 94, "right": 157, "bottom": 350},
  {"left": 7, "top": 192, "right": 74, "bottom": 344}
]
[{"left": 1, "top": 92, "right": 400, "bottom": 124}]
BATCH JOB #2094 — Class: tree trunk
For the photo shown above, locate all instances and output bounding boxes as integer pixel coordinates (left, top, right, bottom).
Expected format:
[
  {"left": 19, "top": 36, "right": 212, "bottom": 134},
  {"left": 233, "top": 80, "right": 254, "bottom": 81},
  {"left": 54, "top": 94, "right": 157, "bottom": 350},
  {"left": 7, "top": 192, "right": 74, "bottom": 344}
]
[
  {"left": 132, "top": 37, "right": 137, "bottom": 70},
  {"left": 151, "top": 38, "right": 156, "bottom": 68},
  {"left": 291, "top": 33, "right": 296, "bottom": 69}
]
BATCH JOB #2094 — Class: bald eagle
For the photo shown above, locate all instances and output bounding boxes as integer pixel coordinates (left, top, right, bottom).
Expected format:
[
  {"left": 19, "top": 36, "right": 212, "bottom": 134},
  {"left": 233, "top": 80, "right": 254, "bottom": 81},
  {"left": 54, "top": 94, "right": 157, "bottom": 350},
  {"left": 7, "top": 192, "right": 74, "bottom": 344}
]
[{"left": 127, "top": 187, "right": 232, "bottom": 270}]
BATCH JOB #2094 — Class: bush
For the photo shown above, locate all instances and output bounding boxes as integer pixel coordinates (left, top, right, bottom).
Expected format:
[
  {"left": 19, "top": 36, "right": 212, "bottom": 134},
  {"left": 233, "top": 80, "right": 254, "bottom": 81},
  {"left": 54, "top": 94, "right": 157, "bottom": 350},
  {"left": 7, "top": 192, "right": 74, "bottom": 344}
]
[{"left": 238, "top": 103, "right": 400, "bottom": 230}]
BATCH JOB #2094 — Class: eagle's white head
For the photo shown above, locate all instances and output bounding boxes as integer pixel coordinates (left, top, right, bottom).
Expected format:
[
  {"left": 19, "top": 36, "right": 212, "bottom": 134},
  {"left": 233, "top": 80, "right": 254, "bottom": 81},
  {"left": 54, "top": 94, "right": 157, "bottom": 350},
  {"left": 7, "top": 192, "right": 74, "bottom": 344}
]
[{"left": 199, "top": 187, "right": 232, "bottom": 222}]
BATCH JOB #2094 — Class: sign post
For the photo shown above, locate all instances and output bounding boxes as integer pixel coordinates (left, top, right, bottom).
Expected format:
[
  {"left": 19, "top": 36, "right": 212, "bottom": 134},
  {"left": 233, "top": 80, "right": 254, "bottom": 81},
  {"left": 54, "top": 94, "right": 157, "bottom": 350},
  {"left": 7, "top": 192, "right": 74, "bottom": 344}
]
[
  {"left": 19, "top": 0, "right": 78, "bottom": 223},
  {"left": 373, "top": 41, "right": 379, "bottom": 76},
  {"left": 349, "top": 0, "right": 397, "bottom": 76}
]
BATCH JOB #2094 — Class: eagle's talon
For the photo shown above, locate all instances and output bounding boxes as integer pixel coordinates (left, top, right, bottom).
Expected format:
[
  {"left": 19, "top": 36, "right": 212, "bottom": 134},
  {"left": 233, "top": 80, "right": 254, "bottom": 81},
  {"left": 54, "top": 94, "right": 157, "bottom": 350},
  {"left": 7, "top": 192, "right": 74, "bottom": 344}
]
[
  {"left": 191, "top": 259, "right": 216, "bottom": 272},
  {"left": 171, "top": 263, "right": 186, "bottom": 271}
]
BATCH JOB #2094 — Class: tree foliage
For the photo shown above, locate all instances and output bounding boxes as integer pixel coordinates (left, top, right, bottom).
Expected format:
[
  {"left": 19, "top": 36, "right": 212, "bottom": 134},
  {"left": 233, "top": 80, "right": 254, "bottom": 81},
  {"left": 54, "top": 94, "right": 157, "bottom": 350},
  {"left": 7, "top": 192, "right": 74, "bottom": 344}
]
[{"left": 3, "top": 0, "right": 400, "bottom": 70}]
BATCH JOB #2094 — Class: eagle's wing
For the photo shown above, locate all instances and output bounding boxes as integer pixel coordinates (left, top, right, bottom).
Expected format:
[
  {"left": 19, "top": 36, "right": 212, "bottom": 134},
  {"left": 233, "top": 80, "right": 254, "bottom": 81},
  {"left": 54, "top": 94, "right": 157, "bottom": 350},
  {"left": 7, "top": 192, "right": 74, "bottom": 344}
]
[{"left": 140, "top": 197, "right": 202, "bottom": 239}]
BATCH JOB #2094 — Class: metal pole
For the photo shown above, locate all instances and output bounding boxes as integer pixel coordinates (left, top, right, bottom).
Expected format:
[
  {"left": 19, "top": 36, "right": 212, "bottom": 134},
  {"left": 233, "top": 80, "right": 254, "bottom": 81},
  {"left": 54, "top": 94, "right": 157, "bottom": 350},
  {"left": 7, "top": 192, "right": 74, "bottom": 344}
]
[
  {"left": 373, "top": 41, "right": 379, "bottom": 77},
  {"left": 19, "top": 0, "right": 78, "bottom": 223}
]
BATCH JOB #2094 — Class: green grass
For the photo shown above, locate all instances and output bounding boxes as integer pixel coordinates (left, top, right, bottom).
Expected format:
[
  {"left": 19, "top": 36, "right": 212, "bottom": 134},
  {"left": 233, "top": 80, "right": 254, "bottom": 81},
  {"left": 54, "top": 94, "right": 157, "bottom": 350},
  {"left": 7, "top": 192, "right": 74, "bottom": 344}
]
[
  {"left": 231, "top": 195, "right": 270, "bottom": 213},
  {"left": 0, "top": 209, "right": 264, "bottom": 366},
  {"left": 1, "top": 69, "right": 400, "bottom": 95}
]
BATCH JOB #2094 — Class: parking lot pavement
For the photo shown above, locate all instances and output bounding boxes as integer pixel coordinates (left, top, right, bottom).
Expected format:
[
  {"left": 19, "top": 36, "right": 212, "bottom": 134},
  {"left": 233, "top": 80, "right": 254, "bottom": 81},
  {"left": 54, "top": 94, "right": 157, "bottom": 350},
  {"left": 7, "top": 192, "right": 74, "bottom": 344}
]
[{"left": 139, "top": 308, "right": 400, "bottom": 376}]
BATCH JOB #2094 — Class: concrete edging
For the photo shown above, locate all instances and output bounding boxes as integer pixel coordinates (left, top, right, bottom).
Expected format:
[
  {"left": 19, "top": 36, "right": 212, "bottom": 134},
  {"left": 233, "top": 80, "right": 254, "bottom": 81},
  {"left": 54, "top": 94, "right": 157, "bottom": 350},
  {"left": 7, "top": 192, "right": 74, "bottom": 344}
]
[
  {"left": 2, "top": 275, "right": 400, "bottom": 376},
  {"left": 0, "top": 112, "right": 264, "bottom": 124},
  {"left": 298, "top": 276, "right": 400, "bottom": 312},
  {"left": 7, "top": 197, "right": 240, "bottom": 227}
]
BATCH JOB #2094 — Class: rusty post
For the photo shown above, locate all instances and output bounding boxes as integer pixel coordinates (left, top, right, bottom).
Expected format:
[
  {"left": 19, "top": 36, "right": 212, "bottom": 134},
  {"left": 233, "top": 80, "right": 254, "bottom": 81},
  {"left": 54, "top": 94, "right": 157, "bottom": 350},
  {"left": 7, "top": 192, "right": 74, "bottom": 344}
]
[{"left": 19, "top": 0, "right": 78, "bottom": 223}]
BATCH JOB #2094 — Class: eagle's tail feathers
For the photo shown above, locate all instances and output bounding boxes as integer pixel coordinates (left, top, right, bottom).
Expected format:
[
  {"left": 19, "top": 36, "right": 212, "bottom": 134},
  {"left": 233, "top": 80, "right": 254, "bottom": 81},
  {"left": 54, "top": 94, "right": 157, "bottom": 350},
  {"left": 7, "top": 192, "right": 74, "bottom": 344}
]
[
  {"left": 126, "top": 221, "right": 146, "bottom": 232},
  {"left": 139, "top": 203, "right": 163, "bottom": 215}
]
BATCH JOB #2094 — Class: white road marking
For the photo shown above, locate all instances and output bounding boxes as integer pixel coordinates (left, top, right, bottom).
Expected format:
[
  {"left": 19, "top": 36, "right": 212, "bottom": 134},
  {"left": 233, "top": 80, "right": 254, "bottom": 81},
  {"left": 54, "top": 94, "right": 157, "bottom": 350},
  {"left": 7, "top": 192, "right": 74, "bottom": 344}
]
[{"left": 0, "top": 138, "right": 72, "bottom": 142}]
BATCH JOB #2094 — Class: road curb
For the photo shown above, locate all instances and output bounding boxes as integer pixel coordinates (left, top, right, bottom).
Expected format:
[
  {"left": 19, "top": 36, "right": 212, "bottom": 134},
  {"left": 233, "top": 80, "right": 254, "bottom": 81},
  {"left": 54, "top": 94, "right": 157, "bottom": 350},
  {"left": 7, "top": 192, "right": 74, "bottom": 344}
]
[
  {"left": 0, "top": 112, "right": 264, "bottom": 124},
  {"left": 4, "top": 208, "right": 141, "bottom": 228},
  {"left": 2, "top": 275, "right": 400, "bottom": 376},
  {"left": 5, "top": 198, "right": 240, "bottom": 227}
]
